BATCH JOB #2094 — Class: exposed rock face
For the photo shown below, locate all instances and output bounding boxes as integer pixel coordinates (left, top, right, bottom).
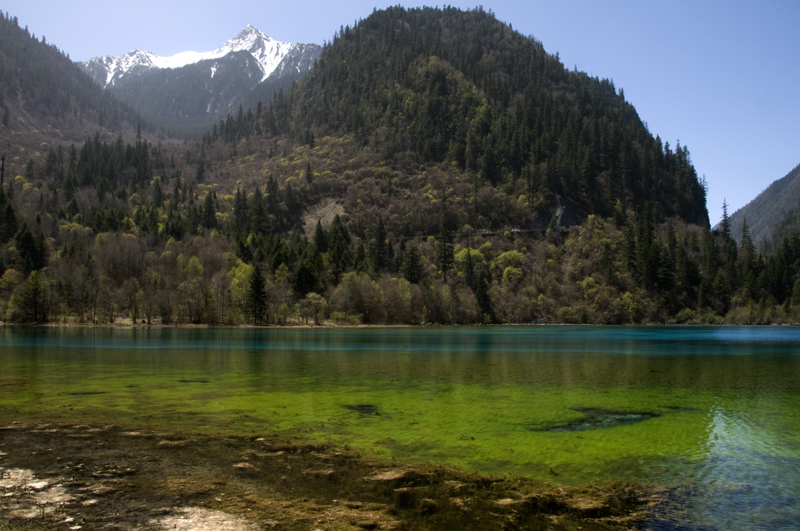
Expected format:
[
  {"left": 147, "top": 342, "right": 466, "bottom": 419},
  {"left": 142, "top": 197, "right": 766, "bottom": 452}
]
[{"left": 530, "top": 194, "right": 589, "bottom": 231}]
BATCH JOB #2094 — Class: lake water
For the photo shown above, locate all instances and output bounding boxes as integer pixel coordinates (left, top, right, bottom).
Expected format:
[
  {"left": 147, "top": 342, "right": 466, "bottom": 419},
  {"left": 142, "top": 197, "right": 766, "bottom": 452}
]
[{"left": 1, "top": 325, "right": 799, "bottom": 530}]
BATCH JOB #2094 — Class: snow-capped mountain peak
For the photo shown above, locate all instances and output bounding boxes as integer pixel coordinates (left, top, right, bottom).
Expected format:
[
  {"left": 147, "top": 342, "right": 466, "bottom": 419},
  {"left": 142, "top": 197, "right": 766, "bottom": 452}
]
[
  {"left": 211, "top": 25, "right": 292, "bottom": 81},
  {"left": 83, "top": 26, "right": 295, "bottom": 88},
  {"left": 78, "top": 26, "right": 321, "bottom": 135}
]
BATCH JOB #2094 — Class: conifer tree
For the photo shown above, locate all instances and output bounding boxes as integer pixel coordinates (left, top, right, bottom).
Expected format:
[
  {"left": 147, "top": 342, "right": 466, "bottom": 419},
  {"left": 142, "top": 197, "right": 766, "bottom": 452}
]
[
  {"left": 327, "top": 215, "right": 352, "bottom": 274},
  {"left": 720, "top": 199, "right": 732, "bottom": 241},
  {"left": 475, "top": 269, "right": 494, "bottom": 322},
  {"left": 313, "top": 220, "right": 328, "bottom": 254},
  {"left": 400, "top": 243, "right": 423, "bottom": 284},
  {"left": 249, "top": 188, "right": 267, "bottom": 235},
  {"left": 9, "top": 271, "right": 47, "bottom": 323},
  {"left": 463, "top": 248, "right": 476, "bottom": 289},
  {"left": 436, "top": 195, "right": 454, "bottom": 280},
  {"left": 370, "top": 216, "right": 388, "bottom": 272},
  {"left": 202, "top": 193, "right": 217, "bottom": 230},
  {"left": 246, "top": 266, "right": 267, "bottom": 325},
  {"left": 14, "top": 222, "right": 46, "bottom": 275},
  {"left": 292, "top": 253, "right": 321, "bottom": 296},
  {"left": 232, "top": 187, "right": 248, "bottom": 235}
]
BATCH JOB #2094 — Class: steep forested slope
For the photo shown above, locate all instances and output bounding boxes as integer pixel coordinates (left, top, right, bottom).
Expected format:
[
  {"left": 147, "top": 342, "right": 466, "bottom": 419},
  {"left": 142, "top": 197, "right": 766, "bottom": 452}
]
[
  {"left": 261, "top": 6, "right": 708, "bottom": 228},
  {"left": 0, "top": 10, "right": 144, "bottom": 178}
]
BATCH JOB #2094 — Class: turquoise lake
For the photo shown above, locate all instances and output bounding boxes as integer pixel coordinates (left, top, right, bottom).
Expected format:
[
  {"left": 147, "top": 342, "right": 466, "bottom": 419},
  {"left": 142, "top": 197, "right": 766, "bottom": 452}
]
[{"left": 1, "top": 325, "right": 799, "bottom": 530}]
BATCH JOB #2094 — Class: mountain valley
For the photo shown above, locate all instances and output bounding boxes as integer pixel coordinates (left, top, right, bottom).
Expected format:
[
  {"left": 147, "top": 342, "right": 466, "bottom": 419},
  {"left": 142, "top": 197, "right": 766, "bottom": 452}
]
[{"left": 1, "top": 6, "right": 799, "bottom": 327}]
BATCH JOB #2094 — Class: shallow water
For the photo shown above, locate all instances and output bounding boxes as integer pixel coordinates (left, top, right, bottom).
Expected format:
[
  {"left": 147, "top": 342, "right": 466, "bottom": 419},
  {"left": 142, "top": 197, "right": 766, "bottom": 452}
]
[{"left": 1, "top": 325, "right": 799, "bottom": 529}]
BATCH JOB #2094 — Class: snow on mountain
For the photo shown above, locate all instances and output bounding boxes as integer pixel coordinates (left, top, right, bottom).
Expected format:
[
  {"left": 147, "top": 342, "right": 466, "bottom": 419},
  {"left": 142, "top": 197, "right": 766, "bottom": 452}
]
[
  {"left": 84, "top": 25, "right": 296, "bottom": 88},
  {"left": 79, "top": 26, "right": 321, "bottom": 135},
  {"left": 211, "top": 25, "right": 293, "bottom": 80}
]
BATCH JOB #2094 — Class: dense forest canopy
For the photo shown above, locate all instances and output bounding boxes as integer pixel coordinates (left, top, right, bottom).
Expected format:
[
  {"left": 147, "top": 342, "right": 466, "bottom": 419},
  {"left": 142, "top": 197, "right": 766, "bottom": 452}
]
[
  {"left": 1, "top": 6, "right": 799, "bottom": 327},
  {"left": 264, "top": 6, "right": 709, "bottom": 227}
]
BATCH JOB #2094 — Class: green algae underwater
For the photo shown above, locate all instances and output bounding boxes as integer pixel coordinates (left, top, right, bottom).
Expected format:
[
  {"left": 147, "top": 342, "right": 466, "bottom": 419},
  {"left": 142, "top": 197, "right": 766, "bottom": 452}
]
[{"left": 2, "top": 325, "right": 800, "bottom": 529}]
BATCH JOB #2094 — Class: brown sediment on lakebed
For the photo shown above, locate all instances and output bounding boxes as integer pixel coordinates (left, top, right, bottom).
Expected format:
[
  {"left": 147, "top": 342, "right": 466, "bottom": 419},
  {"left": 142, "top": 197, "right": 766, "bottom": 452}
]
[{"left": 0, "top": 422, "right": 659, "bottom": 530}]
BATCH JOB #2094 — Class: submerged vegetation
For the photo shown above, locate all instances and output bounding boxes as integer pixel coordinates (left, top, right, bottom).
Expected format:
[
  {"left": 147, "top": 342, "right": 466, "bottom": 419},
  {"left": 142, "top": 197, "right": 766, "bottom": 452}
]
[{"left": 0, "top": 422, "right": 654, "bottom": 530}]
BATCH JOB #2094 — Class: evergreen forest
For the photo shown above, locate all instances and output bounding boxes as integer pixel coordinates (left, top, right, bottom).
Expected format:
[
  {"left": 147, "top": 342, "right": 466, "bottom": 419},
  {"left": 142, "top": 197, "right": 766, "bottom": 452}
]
[{"left": 2, "top": 7, "right": 800, "bottom": 326}]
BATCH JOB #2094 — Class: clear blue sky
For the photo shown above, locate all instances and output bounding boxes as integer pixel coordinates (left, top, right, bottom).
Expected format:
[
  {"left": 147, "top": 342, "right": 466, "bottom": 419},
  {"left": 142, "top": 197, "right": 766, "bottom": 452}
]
[{"left": 4, "top": 0, "right": 799, "bottom": 220}]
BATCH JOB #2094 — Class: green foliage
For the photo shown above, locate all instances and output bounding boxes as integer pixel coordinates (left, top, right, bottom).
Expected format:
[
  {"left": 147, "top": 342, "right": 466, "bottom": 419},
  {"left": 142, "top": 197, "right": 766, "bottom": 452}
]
[
  {"left": 14, "top": 222, "right": 46, "bottom": 275},
  {"left": 7, "top": 270, "right": 48, "bottom": 323},
  {"left": 3, "top": 7, "right": 799, "bottom": 328},
  {"left": 331, "top": 272, "right": 386, "bottom": 324},
  {"left": 264, "top": 6, "right": 708, "bottom": 227},
  {"left": 400, "top": 243, "right": 424, "bottom": 284},
  {"left": 245, "top": 265, "right": 267, "bottom": 324}
]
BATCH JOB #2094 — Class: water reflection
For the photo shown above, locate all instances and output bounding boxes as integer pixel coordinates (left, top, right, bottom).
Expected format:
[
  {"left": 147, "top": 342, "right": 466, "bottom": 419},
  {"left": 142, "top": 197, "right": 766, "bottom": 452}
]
[{"left": 673, "top": 401, "right": 800, "bottom": 530}]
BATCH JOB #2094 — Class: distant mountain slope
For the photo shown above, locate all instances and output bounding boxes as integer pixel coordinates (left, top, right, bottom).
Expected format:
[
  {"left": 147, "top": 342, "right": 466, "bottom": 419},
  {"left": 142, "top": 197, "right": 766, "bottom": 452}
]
[
  {"left": 106, "top": 51, "right": 267, "bottom": 135},
  {"left": 725, "top": 163, "right": 800, "bottom": 246},
  {"left": 81, "top": 26, "right": 321, "bottom": 137},
  {"left": 82, "top": 25, "right": 297, "bottom": 87},
  {"left": 0, "top": 10, "right": 143, "bottom": 176}
]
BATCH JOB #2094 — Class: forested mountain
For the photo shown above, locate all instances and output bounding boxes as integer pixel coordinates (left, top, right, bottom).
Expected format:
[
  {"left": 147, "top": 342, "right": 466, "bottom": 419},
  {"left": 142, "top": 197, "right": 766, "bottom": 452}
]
[
  {"left": 723, "top": 163, "right": 800, "bottom": 248},
  {"left": 0, "top": 10, "right": 144, "bottom": 173},
  {"left": 264, "top": 6, "right": 708, "bottom": 229},
  {"left": 2, "top": 6, "right": 799, "bottom": 328}
]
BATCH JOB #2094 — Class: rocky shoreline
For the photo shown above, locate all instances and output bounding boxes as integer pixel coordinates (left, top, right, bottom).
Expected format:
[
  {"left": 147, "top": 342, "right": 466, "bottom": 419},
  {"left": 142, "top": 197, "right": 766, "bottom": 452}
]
[{"left": 0, "top": 422, "right": 658, "bottom": 530}]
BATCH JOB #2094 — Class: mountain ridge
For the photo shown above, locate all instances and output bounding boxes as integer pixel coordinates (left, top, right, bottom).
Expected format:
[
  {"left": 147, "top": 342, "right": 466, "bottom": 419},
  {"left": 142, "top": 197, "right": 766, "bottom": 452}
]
[
  {"left": 82, "top": 25, "right": 302, "bottom": 87},
  {"left": 80, "top": 25, "right": 321, "bottom": 136}
]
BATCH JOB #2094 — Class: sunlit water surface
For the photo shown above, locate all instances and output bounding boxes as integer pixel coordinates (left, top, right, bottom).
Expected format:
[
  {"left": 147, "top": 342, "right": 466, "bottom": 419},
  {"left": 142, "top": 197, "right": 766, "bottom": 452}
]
[{"left": 1, "top": 326, "right": 799, "bottom": 529}]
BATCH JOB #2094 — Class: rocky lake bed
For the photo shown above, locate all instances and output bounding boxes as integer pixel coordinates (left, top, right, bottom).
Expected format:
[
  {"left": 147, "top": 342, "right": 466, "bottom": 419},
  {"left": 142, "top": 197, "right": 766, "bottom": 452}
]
[{"left": 0, "top": 422, "right": 656, "bottom": 530}]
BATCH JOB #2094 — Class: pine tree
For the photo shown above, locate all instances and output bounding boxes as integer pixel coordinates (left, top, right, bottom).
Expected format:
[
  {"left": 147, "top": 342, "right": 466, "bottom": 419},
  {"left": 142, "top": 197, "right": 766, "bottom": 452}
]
[
  {"left": 246, "top": 266, "right": 267, "bottom": 325},
  {"left": 202, "top": 193, "right": 217, "bottom": 230},
  {"left": 400, "top": 243, "right": 423, "bottom": 284},
  {"left": 249, "top": 188, "right": 267, "bottom": 235},
  {"left": 327, "top": 215, "right": 352, "bottom": 273},
  {"left": 14, "top": 222, "right": 46, "bottom": 274},
  {"left": 463, "top": 248, "right": 476, "bottom": 289},
  {"left": 370, "top": 216, "right": 388, "bottom": 272},
  {"left": 232, "top": 187, "right": 248, "bottom": 235},
  {"left": 9, "top": 270, "right": 47, "bottom": 323},
  {"left": 475, "top": 269, "right": 494, "bottom": 322},
  {"left": 313, "top": 220, "right": 328, "bottom": 254},
  {"left": 436, "top": 196, "right": 454, "bottom": 280},
  {"left": 0, "top": 189, "right": 17, "bottom": 243},
  {"left": 292, "top": 254, "right": 321, "bottom": 296},
  {"left": 739, "top": 217, "right": 757, "bottom": 300},
  {"left": 304, "top": 161, "right": 314, "bottom": 183},
  {"left": 720, "top": 199, "right": 731, "bottom": 241}
]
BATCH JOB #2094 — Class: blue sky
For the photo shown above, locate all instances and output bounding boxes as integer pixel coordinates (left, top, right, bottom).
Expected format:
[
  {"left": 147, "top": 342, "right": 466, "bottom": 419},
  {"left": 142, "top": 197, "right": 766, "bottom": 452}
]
[{"left": 4, "top": 0, "right": 799, "bottom": 221}]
